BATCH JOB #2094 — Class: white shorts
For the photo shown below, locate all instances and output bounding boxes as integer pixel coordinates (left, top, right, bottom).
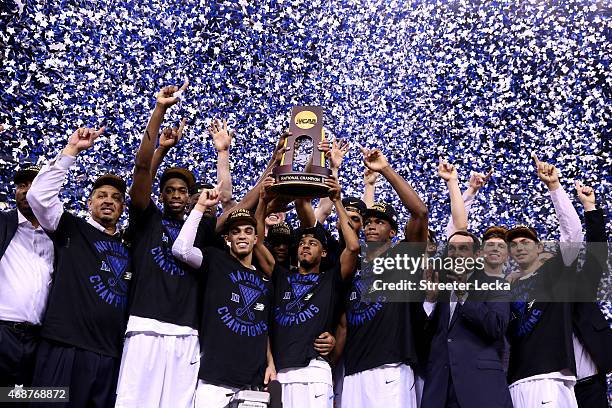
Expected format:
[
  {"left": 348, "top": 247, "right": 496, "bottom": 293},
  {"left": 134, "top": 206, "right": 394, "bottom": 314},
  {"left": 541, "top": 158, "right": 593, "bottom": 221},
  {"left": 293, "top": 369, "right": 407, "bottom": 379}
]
[
  {"left": 194, "top": 380, "right": 239, "bottom": 408},
  {"left": 509, "top": 377, "right": 578, "bottom": 408},
  {"left": 115, "top": 332, "right": 200, "bottom": 408},
  {"left": 277, "top": 358, "right": 333, "bottom": 408},
  {"left": 341, "top": 363, "right": 417, "bottom": 408}
]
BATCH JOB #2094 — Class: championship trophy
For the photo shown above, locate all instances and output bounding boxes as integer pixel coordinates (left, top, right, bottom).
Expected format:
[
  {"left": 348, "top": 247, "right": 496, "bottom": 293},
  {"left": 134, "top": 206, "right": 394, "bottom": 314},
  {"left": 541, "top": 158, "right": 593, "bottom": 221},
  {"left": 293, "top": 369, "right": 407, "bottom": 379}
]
[{"left": 271, "top": 106, "right": 332, "bottom": 197}]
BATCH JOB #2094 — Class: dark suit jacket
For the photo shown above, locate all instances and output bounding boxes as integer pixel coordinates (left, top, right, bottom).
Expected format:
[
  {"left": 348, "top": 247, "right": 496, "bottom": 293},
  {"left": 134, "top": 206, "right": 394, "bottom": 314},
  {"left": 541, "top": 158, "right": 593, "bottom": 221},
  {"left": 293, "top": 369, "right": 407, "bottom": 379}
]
[
  {"left": 421, "top": 271, "right": 513, "bottom": 408},
  {"left": 573, "top": 209, "right": 612, "bottom": 373},
  {"left": 0, "top": 210, "right": 19, "bottom": 261}
]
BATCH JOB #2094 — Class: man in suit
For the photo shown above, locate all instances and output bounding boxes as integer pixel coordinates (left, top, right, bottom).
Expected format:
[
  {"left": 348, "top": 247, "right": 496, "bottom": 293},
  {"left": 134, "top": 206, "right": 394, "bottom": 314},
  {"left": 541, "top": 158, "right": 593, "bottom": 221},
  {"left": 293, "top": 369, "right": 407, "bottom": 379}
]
[
  {"left": 421, "top": 230, "right": 513, "bottom": 408},
  {"left": 0, "top": 163, "right": 54, "bottom": 387},
  {"left": 572, "top": 182, "right": 612, "bottom": 408}
]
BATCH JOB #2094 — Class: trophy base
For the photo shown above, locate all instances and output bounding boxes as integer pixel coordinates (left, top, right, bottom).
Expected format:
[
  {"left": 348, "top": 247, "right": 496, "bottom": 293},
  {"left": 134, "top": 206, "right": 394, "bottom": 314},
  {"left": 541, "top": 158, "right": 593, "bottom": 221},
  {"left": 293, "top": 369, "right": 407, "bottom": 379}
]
[{"left": 270, "top": 172, "right": 331, "bottom": 198}]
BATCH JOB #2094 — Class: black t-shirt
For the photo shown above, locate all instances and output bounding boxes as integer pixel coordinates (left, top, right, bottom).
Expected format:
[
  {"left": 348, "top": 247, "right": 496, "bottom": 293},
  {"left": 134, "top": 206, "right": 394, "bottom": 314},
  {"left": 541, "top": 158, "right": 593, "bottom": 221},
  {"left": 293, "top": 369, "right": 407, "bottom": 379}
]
[
  {"left": 127, "top": 201, "right": 202, "bottom": 328},
  {"left": 198, "top": 247, "right": 273, "bottom": 387},
  {"left": 42, "top": 212, "right": 131, "bottom": 358},
  {"left": 507, "top": 253, "right": 576, "bottom": 383},
  {"left": 344, "top": 243, "right": 419, "bottom": 376},
  {"left": 272, "top": 264, "right": 342, "bottom": 370}
]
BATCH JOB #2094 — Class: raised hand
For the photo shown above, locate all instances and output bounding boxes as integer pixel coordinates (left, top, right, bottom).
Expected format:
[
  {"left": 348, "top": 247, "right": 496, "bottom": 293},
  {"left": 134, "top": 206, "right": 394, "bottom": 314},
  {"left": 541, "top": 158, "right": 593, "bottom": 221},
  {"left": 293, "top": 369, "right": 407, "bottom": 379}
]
[
  {"left": 437, "top": 158, "right": 458, "bottom": 182},
  {"left": 209, "top": 119, "right": 233, "bottom": 152},
  {"left": 159, "top": 118, "right": 186, "bottom": 150},
  {"left": 260, "top": 173, "right": 278, "bottom": 203},
  {"left": 531, "top": 153, "right": 560, "bottom": 190},
  {"left": 156, "top": 79, "right": 189, "bottom": 109},
  {"left": 64, "top": 127, "right": 105, "bottom": 156},
  {"left": 272, "top": 131, "right": 291, "bottom": 166},
  {"left": 323, "top": 139, "right": 350, "bottom": 169},
  {"left": 364, "top": 168, "right": 379, "bottom": 186},
  {"left": 325, "top": 175, "right": 342, "bottom": 202},
  {"left": 359, "top": 146, "right": 390, "bottom": 172},
  {"left": 467, "top": 169, "right": 493, "bottom": 193},
  {"left": 575, "top": 181, "right": 596, "bottom": 211},
  {"left": 195, "top": 182, "right": 223, "bottom": 212}
]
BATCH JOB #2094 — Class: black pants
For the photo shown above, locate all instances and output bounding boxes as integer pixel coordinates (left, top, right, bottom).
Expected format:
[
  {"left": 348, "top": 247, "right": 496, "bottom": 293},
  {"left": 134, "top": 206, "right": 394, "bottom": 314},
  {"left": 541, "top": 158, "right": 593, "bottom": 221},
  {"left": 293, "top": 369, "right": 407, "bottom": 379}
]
[
  {"left": 575, "top": 373, "right": 608, "bottom": 408},
  {"left": 31, "top": 338, "right": 120, "bottom": 408},
  {"left": 0, "top": 321, "right": 40, "bottom": 387}
]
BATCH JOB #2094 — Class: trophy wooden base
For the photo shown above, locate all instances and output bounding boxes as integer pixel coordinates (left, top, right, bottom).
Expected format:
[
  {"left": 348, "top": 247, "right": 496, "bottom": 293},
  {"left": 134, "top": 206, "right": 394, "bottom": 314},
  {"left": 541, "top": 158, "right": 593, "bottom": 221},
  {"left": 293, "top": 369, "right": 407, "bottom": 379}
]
[{"left": 270, "top": 171, "right": 331, "bottom": 198}]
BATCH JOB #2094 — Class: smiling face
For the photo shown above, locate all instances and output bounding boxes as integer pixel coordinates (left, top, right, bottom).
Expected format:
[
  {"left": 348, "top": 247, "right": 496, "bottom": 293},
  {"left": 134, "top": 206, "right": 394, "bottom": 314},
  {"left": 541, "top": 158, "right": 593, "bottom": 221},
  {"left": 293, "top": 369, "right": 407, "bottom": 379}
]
[
  {"left": 226, "top": 223, "right": 257, "bottom": 259},
  {"left": 265, "top": 212, "right": 286, "bottom": 228},
  {"left": 88, "top": 185, "right": 124, "bottom": 228},
  {"left": 160, "top": 178, "right": 189, "bottom": 218},
  {"left": 480, "top": 237, "right": 509, "bottom": 267},
  {"left": 364, "top": 216, "right": 395, "bottom": 242},
  {"left": 16, "top": 180, "right": 34, "bottom": 218},
  {"left": 297, "top": 234, "right": 326, "bottom": 268},
  {"left": 509, "top": 237, "right": 542, "bottom": 269}
]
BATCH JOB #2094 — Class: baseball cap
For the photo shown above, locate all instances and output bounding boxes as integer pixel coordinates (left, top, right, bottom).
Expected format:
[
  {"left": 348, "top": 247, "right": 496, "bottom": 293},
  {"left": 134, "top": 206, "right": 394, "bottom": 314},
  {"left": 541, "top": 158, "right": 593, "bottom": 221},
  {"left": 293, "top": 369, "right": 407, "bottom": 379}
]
[
  {"left": 297, "top": 223, "right": 328, "bottom": 249},
  {"left": 267, "top": 222, "right": 292, "bottom": 244},
  {"left": 342, "top": 197, "right": 367, "bottom": 217},
  {"left": 482, "top": 225, "right": 509, "bottom": 242},
  {"left": 92, "top": 174, "right": 127, "bottom": 196},
  {"left": 14, "top": 164, "right": 41, "bottom": 184},
  {"left": 160, "top": 167, "right": 196, "bottom": 191},
  {"left": 364, "top": 202, "right": 399, "bottom": 231},
  {"left": 190, "top": 181, "right": 214, "bottom": 196},
  {"left": 224, "top": 208, "right": 257, "bottom": 231},
  {"left": 506, "top": 225, "right": 539, "bottom": 243}
]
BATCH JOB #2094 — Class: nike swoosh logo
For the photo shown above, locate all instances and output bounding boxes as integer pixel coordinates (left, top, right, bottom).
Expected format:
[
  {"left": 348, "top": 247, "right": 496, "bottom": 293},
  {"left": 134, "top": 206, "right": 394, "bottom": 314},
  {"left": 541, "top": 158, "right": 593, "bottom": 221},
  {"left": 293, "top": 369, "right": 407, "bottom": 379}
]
[
  {"left": 314, "top": 394, "right": 324, "bottom": 398},
  {"left": 385, "top": 380, "right": 395, "bottom": 384},
  {"left": 541, "top": 402, "right": 552, "bottom": 405},
  {"left": 190, "top": 361, "right": 198, "bottom": 365}
]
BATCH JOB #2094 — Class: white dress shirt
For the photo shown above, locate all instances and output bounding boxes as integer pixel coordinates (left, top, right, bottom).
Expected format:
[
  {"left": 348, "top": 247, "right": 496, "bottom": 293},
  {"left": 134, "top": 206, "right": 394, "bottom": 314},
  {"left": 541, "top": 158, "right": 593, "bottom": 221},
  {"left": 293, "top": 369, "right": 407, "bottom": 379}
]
[{"left": 0, "top": 209, "right": 54, "bottom": 325}]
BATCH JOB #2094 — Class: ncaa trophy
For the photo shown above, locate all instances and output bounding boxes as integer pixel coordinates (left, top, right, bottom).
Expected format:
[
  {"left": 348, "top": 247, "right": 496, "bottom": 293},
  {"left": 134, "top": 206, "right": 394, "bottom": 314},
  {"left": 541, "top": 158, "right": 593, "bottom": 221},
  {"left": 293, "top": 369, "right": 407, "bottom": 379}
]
[{"left": 271, "top": 106, "right": 332, "bottom": 197}]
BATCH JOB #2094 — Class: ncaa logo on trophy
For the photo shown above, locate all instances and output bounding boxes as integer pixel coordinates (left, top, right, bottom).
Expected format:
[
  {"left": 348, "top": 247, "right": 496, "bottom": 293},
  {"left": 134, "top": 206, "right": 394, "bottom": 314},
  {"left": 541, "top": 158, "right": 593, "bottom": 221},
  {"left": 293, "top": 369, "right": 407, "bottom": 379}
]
[{"left": 271, "top": 106, "right": 332, "bottom": 197}]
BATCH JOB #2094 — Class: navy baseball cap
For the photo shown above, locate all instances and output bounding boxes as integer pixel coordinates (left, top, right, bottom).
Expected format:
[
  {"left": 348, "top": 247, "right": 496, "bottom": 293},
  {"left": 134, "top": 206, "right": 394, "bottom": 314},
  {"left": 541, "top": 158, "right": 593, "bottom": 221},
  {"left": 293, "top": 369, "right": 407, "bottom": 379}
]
[
  {"left": 365, "top": 202, "right": 399, "bottom": 231},
  {"left": 93, "top": 174, "right": 126, "bottom": 196},
  {"left": 224, "top": 208, "right": 257, "bottom": 231},
  {"left": 342, "top": 197, "right": 367, "bottom": 217},
  {"left": 297, "top": 223, "right": 328, "bottom": 249},
  {"left": 14, "top": 164, "right": 41, "bottom": 184},
  {"left": 267, "top": 222, "right": 292, "bottom": 244},
  {"left": 190, "top": 181, "right": 214, "bottom": 195}
]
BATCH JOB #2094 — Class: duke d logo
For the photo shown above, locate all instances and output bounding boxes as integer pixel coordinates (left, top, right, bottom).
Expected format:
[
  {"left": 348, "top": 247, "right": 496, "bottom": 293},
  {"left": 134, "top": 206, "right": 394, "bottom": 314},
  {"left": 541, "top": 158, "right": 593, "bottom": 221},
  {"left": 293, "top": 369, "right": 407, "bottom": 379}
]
[{"left": 295, "top": 110, "right": 318, "bottom": 129}]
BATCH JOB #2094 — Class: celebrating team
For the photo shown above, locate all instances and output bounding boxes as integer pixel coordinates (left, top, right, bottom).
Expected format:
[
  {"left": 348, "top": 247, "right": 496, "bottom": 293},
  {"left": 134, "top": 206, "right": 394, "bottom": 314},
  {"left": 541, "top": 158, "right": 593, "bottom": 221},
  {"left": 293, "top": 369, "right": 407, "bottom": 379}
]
[{"left": 0, "top": 82, "right": 610, "bottom": 408}]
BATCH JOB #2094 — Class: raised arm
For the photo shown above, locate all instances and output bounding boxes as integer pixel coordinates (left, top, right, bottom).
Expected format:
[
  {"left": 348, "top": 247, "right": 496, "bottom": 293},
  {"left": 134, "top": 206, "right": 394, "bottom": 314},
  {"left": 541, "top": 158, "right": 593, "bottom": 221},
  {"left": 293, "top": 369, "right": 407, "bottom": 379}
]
[
  {"left": 361, "top": 147, "right": 428, "bottom": 243},
  {"left": 27, "top": 127, "right": 104, "bottom": 232},
  {"left": 532, "top": 153, "right": 584, "bottom": 265},
  {"left": 253, "top": 175, "right": 277, "bottom": 277},
  {"left": 444, "top": 169, "right": 491, "bottom": 237},
  {"left": 362, "top": 168, "right": 378, "bottom": 208},
  {"left": 314, "top": 139, "right": 349, "bottom": 224},
  {"left": 327, "top": 176, "right": 360, "bottom": 279},
  {"left": 214, "top": 131, "right": 291, "bottom": 232},
  {"left": 438, "top": 159, "right": 467, "bottom": 237},
  {"left": 209, "top": 119, "right": 237, "bottom": 212},
  {"left": 150, "top": 119, "right": 187, "bottom": 179},
  {"left": 172, "top": 184, "right": 221, "bottom": 268},
  {"left": 131, "top": 81, "right": 188, "bottom": 210}
]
